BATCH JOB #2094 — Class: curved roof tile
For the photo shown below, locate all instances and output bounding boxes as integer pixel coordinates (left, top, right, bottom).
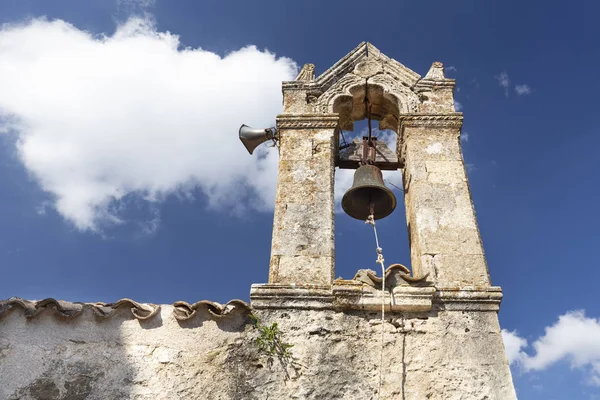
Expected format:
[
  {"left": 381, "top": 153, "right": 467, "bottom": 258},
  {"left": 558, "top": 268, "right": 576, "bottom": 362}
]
[{"left": 0, "top": 297, "right": 250, "bottom": 322}]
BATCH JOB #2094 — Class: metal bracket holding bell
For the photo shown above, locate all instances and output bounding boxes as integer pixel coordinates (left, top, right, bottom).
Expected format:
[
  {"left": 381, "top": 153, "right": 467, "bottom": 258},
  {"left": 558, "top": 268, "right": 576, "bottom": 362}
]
[{"left": 362, "top": 136, "right": 377, "bottom": 165}]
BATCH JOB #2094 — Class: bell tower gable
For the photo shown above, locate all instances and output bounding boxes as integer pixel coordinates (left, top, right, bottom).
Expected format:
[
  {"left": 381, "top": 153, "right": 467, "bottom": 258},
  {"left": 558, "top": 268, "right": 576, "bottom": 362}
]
[{"left": 281, "top": 42, "right": 424, "bottom": 123}]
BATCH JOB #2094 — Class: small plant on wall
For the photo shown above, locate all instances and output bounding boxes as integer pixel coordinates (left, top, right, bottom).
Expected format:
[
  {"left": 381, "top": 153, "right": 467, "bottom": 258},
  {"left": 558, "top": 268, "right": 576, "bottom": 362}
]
[{"left": 249, "top": 314, "right": 293, "bottom": 368}]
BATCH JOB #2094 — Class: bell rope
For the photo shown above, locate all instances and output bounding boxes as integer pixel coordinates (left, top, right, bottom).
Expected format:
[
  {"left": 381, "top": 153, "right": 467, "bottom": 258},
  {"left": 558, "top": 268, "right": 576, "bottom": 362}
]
[{"left": 366, "top": 213, "right": 386, "bottom": 399}]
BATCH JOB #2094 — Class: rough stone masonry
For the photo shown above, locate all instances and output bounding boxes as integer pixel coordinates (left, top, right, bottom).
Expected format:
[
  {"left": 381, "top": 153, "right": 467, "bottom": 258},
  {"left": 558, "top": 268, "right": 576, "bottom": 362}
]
[{"left": 0, "top": 42, "right": 517, "bottom": 399}]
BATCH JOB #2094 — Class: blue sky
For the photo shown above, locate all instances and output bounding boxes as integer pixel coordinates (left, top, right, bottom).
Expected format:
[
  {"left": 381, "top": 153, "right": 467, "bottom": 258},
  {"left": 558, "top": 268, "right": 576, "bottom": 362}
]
[{"left": 0, "top": 0, "right": 599, "bottom": 398}]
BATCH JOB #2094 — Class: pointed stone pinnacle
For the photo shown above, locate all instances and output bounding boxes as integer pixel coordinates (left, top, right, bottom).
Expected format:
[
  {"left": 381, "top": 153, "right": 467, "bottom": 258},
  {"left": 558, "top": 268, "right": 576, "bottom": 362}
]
[{"left": 423, "top": 61, "right": 447, "bottom": 80}]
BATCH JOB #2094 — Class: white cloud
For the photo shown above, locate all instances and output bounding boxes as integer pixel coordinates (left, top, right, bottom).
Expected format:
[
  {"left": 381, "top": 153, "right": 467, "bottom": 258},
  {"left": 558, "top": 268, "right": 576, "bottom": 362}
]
[
  {"left": 495, "top": 72, "right": 510, "bottom": 96},
  {"left": 461, "top": 132, "right": 469, "bottom": 143},
  {"left": 446, "top": 66, "right": 457, "bottom": 72},
  {"left": 502, "top": 329, "right": 528, "bottom": 365},
  {"left": 503, "top": 310, "right": 600, "bottom": 386},
  {"left": 117, "top": 0, "right": 155, "bottom": 10},
  {"left": 335, "top": 168, "right": 356, "bottom": 209},
  {"left": 0, "top": 17, "right": 297, "bottom": 231},
  {"left": 454, "top": 100, "right": 462, "bottom": 111},
  {"left": 515, "top": 84, "right": 532, "bottom": 95}
]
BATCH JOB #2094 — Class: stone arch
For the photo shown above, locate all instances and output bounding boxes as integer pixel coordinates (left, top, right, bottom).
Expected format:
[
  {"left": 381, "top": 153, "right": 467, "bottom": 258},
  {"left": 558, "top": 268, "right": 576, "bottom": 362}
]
[{"left": 315, "top": 73, "right": 420, "bottom": 131}]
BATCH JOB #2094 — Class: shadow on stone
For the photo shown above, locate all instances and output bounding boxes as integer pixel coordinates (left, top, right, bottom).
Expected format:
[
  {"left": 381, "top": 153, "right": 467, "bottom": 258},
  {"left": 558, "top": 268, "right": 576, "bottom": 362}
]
[{"left": 2, "top": 306, "right": 135, "bottom": 400}]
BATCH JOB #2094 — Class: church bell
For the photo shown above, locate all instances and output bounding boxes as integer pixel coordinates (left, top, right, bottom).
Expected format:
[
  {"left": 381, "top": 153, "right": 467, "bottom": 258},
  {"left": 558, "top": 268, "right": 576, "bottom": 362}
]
[{"left": 341, "top": 164, "right": 397, "bottom": 221}]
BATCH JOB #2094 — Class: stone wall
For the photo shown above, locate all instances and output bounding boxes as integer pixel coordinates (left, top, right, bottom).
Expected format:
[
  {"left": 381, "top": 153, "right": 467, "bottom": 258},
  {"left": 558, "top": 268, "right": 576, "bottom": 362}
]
[{"left": 0, "top": 301, "right": 515, "bottom": 399}]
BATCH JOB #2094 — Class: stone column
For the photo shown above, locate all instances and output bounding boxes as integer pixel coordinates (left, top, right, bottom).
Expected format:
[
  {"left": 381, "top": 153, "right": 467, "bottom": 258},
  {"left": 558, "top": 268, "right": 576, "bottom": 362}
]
[
  {"left": 399, "top": 115, "right": 491, "bottom": 287},
  {"left": 268, "top": 114, "right": 338, "bottom": 286}
]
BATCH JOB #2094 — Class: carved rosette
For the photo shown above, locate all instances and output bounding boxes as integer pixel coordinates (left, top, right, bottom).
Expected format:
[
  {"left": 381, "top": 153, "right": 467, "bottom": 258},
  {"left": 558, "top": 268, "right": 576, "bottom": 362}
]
[{"left": 353, "top": 60, "right": 383, "bottom": 78}]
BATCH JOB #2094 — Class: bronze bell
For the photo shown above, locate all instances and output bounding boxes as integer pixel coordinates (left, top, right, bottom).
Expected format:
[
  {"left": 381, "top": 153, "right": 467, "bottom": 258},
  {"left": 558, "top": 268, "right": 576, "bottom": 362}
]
[{"left": 341, "top": 164, "right": 397, "bottom": 220}]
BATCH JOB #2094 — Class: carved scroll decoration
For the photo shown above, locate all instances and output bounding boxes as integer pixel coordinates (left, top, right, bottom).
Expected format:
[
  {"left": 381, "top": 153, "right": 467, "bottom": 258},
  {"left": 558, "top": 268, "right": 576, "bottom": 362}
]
[
  {"left": 335, "top": 264, "right": 430, "bottom": 292},
  {"left": 314, "top": 73, "right": 420, "bottom": 115}
]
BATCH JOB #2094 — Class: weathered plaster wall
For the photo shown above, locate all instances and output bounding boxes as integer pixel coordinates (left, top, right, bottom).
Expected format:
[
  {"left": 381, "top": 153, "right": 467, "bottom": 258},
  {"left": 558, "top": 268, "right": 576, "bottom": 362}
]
[{"left": 1, "top": 303, "right": 515, "bottom": 399}]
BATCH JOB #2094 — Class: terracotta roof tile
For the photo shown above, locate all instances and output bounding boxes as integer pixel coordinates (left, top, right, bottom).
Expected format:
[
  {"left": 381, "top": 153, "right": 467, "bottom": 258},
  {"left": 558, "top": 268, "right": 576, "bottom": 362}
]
[{"left": 0, "top": 297, "right": 250, "bottom": 322}]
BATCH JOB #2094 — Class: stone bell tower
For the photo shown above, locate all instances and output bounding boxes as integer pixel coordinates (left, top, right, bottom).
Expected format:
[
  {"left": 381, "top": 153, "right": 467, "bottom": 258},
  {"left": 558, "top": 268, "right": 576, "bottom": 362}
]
[{"left": 251, "top": 42, "right": 517, "bottom": 399}]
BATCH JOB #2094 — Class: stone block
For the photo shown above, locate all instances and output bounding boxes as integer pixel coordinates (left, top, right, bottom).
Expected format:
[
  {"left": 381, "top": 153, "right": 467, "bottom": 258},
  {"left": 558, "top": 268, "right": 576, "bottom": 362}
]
[
  {"left": 402, "top": 128, "right": 462, "bottom": 161},
  {"left": 418, "top": 226, "right": 483, "bottom": 255},
  {"left": 402, "top": 160, "right": 427, "bottom": 189},
  {"left": 408, "top": 187, "right": 478, "bottom": 229},
  {"left": 278, "top": 135, "right": 315, "bottom": 161},
  {"left": 274, "top": 255, "right": 334, "bottom": 286},
  {"left": 283, "top": 90, "right": 312, "bottom": 113},
  {"left": 275, "top": 181, "right": 318, "bottom": 204},
  {"left": 436, "top": 287, "right": 502, "bottom": 310},
  {"left": 250, "top": 284, "right": 334, "bottom": 309},
  {"left": 407, "top": 180, "right": 459, "bottom": 210},
  {"left": 402, "top": 310, "right": 514, "bottom": 399},
  {"left": 271, "top": 203, "right": 334, "bottom": 257},
  {"left": 276, "top": 160, "right": 333, "bottom": 194},
  {"left": 330, "top": 284, "right": 435, "bottom": 312},
  {"left": 424, "top": 160, "right": 467, "bottom": 185},
  {"left": 417, "top": 88, "right": 456, "bottom": 114},
  {"left": 421, "top": 253, "right": 490, "bottom": 286}
]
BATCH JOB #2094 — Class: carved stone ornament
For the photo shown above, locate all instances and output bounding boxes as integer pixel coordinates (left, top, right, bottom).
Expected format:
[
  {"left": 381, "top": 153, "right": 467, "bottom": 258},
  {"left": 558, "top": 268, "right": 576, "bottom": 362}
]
[
  {"left": 353, "top": 60, "right": 383, "bottom": 78},
  {"left": 306, "top": 92, "right": 322, "bottom": 104},
  {"left": 295, "top": 63, "right": 315, "bottom": 81},
  {"left": 313, "top": 42, "right": 421, "bottom": 96},
  {"left": 276, "top": 114, "right": 339, "bottom": 129},
  {"left": 314, "top": 73, "right": 420, "bottom": 115},
  {"left": 337, "top": 264, "right": 430, "bottom": 292},
  {"left": 399, "top": 114, "right": 463, "bottom": 128},
  {"left": 369, "top": 74, "right": 420, "bottom": 113},
  {"left": 422, "top": 61, "right": 447, "bottom": 81}
]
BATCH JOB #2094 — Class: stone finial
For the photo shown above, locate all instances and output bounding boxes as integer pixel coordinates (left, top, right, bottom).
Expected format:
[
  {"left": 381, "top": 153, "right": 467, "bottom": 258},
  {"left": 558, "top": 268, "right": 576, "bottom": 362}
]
[
  {"left": 423, "top": 61, "right": 447, "bottom": 81},
  {"left": 295, "top": 63, "right": 315, "bottom": 81}
]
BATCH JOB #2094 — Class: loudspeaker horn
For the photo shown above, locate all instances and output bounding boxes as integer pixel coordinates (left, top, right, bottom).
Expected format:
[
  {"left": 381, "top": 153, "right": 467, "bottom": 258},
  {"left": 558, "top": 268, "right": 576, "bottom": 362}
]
[{"left": 239, "top": 124, "right": 276, "bottom": 155}]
